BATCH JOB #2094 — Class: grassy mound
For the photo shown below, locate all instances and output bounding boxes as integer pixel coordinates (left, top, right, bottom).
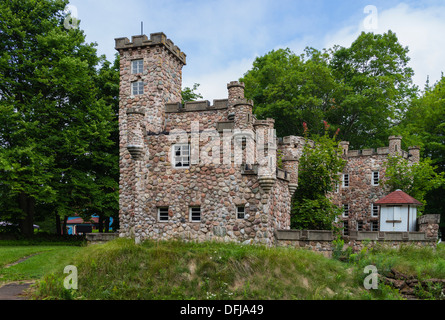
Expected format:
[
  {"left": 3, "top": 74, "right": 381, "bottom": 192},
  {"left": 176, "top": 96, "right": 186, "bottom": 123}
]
[{"left": 32, "top": 238, "right": 402, "bottom": 300}]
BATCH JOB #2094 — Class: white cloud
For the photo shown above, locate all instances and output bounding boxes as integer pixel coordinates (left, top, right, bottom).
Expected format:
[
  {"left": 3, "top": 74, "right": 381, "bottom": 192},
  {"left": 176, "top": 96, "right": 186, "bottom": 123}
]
[
  {"left": 183, "top": 56, "right": 257, "bottom": 101},
  {"left": 323, "top": 3, "right": 445, "bottom": 89}
]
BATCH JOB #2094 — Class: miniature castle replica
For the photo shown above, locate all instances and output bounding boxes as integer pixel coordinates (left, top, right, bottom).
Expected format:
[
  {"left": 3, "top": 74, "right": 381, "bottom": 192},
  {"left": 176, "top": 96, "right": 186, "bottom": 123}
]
[
  {"left": 331, "top": 136, "right": 423, "bottom": 235},
  {"left": 114, "top": 32, "right": 440, "bottom": 248},
  {"left": 115, "top": 33, "right": 302, "bottom": 245}
]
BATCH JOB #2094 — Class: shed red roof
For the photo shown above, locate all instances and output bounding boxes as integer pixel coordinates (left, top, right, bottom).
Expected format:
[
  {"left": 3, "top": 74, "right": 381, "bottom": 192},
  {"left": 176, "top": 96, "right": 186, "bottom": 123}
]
[
  {"left": 375, "top": 190, "right": 422, "bottom": 206},
  {"left": 67, "top": 217, "right": 99, "bottom": 224}
]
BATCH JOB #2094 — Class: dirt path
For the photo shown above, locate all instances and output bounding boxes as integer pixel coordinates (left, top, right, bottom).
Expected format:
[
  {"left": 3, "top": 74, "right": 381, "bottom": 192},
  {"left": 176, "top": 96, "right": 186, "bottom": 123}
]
[{"left": 0, "top": 281, "right": 35, "bottom": 300}]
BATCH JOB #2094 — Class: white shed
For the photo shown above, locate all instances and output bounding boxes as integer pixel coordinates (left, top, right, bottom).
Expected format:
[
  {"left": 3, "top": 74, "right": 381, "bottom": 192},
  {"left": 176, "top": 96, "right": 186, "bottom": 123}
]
[{"left": 375, "top": 190, "right": 422, "bottom": 232}]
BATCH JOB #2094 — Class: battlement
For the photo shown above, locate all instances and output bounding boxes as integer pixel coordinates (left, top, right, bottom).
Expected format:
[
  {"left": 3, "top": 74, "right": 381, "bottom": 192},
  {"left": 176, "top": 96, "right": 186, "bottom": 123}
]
[
  {"left": 165, "top": 99, "right": 229, "bottom": 113},
  {"left": 346, "top": 148, "right": 411, "bottom": 159},
  {"left": 115, "top": 32, "right": 186, "bottom": 65}
]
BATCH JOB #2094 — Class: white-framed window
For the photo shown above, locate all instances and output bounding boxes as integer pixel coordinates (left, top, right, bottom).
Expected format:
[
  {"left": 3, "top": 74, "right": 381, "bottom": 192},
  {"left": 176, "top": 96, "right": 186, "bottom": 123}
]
[
  {"left": 172, "top": 144, "right": 190, "bottom": 168},
  {"left": 190, "top": 207, "right": 201, "bottom": 222},
  {"left": 158, "top": 207, "right": 169, "bottom": 222},
  {"left": 372, "top": 171, "right": 379, "bottom": 186},
  {"left": 343, "top": 204, "right": 349, "bottom": 217},
  {"left": 343, "top": 174, "right": 349, "bottom": 187},
  {"left": 343, "top": 221, "right": 349, "bottom": 236},
  {"left": 371, "top": 221, "right": 379, "bottom": 231},
  {"left": 372, "top": 204, "right": 379, "bottom": 217},
  {"left": 237, "top": 206, "right": 245, "bottom": 219},
  {"left": 131, "top": 59, "right": 143, "bottom": 74},
  {"left": 357, "top": 221, "right": 363, "bottom": 231},
  {"left": 131, "top": 81, "right": 144, "bottom": 95}
]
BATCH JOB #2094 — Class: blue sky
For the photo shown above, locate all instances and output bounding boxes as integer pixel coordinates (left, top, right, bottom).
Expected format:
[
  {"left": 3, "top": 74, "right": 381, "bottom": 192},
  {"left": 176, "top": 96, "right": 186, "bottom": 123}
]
[{"left": 68, "top": 0, "right": 445, "bottom": 100}]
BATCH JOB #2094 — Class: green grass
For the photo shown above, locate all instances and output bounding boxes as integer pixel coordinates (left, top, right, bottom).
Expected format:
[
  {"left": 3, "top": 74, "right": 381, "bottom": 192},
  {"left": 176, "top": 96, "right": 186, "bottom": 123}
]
[
  {"left": 32, "top": 238, "right": 395, "bottom": 300},
  {"left": 347, "top": 243, "right": 445, "bottom": 280},
  {"left": 0, "top": 246, "right": 83, "bottom": 283},
  {"left": 4, "top": 239, "right": 444, "bottom": 300}
]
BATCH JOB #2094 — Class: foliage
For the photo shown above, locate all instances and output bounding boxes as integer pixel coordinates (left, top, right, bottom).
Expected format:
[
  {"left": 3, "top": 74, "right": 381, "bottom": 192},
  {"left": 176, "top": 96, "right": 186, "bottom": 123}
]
[
  {"left": 291, "top": 124, "right": 346, "bottom": 230},
  {"left": 181, "top": 83, "right": 203, "bottom": 104},
  {"left": 241, "top": 47, "right": 341, "bottom": 139},
  {"left": 0, "top": 0, "right": 118, "bottom": 234},
  {"left": 383, "top": 155, "right": 445, "bottom": 213},
  {"left": 241, "top": 31, "right": 418, "bottom": 149},
  {"left": 32, "top": 238, "right": 373, "bottom": 300}
]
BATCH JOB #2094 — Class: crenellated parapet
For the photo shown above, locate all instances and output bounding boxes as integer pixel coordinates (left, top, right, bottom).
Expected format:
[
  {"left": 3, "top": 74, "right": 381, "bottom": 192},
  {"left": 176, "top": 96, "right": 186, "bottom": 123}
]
[{"left": 115, "top": 33, "right": 186, "bottom": 65}]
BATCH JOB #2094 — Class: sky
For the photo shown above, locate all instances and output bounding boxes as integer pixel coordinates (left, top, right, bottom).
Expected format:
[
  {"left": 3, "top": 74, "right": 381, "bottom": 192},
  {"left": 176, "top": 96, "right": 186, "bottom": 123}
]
[{"left": 67, "top": 0, "right": 445, "bottom": 101}]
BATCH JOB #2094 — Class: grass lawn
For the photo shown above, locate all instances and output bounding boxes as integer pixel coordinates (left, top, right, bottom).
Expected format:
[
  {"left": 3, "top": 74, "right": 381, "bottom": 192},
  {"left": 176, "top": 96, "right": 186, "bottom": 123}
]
[
  {"left": 0, "top": 246, "right": 83, "bottom": 283},
  {"left": 31, "top": 238, "right": 400, "bottom": 300},
  {"left": 2, "top": 239, "right": 444, "bottom": 300}
]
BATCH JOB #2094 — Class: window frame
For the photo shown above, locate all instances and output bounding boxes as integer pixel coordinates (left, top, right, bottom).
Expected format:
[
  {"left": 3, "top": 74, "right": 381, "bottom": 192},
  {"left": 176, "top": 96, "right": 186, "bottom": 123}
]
[
  {"left": 371, "top": 203, "right": 379, "bottom": 217},
  {"left": 189, "top": 207, "right": 201, "bottom": 222},
  {"left": 158, "top": 207, "right": 169, "bottom": 222},
  {"left": 372, "top": 171, "right": 380, "bottom": 186},
  {"left": 343, "top": 174, "right": 349, "bottom": 187},
  {"left": 131, "top": 59, "right": 143, "bottom": 74},
  {"left": 131, "top": 80, "right": 144, "bottom": 95},
  {"left": 371, "top": 221, "right": 379, "bottom": 231},
  {"left": 172, "top": 144, "right": 190, "bottom": 169},
  {"left": 343, "top": 204, "right": 349, "bottom": 217},
  {"left": 237, "top": 206, "right": 245, "bottom": 219}
]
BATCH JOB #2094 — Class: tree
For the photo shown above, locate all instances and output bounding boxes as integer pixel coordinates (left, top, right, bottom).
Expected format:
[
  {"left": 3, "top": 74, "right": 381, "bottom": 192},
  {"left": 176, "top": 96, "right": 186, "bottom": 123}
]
[
  {"left": 241, "top": 48, "right": 341, "bottom": 138},
  {"left": 383, "top": 155, "right": 445, "bottom": 214},
  {"left": 291, "top": 123, "right": 346, "bottom": 230},
  {"left": 241, "top": 31, "right": 418, "bottom": 149},
  {"left": 330, "top": 31, "right": 418, "bottom": 148},
  {"left": 181, "top": 83, "right": 203, "bottom": 104},
  {"left": 0, "top": 0, "right": 117, "bottom": 235}
]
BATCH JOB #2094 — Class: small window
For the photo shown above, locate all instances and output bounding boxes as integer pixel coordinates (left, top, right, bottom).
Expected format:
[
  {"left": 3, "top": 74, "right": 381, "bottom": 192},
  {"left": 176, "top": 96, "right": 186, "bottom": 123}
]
[
  {"left": 372, "top": 204, "right": 379, "bottom": 217},
  {"left": 131, "top": 81, "right": 144, "bottom": 95},
  {"left": 357, "top": 221, "right": 363, "bottom": 231},
  {"left": 372, "top": 171, "right": 379, "bottom": 186},
  {"left": 343, "top": 174, "right": 349, "bottom": 187},
  {"left": 371, "top": 221, "right": 379, "bottom": 231},
  {"left": 158, "top": 207, "right": 169, "bottom": 222},
  {"left": 335, "top": 182, "right": 339, "bottom": 193},
  {"left": 343, "top": 204, "right": 349, "bottom": 217},
  {"left": 190, "top": 207, "right": 201, "bottom": 222},
  {"left": 343, "top": 221, "right": 349, "bottom": 236},
  {"left": 131, "top": 59, "right": 143, "bottom": 74},
  {"left": 237, "top": 206, "right": 245, "bottom": 219},
  {"left": 173, "top": 144, "right": 190, "bottom": 168}
]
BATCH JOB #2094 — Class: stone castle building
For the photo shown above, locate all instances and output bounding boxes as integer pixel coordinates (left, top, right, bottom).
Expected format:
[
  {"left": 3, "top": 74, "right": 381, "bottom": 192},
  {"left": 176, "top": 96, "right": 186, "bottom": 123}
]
[
  {"left": 331, "top": 136, "right": 420, "bottom": 236},
  {"left": 115, "top": 32, "right": 436, "bottom": 246},
  {"left": 115, "top": 33, "right": 303, "bottom": 245}
]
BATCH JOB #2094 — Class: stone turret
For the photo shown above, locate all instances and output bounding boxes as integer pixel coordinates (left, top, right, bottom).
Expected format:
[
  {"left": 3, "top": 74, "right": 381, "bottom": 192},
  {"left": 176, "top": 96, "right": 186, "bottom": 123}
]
[
  {"left": 388, "top": 136, "right": 402, "bottom": 157},
  {"left": 115, "top": 32, "right": 186, "bottom": 142}
]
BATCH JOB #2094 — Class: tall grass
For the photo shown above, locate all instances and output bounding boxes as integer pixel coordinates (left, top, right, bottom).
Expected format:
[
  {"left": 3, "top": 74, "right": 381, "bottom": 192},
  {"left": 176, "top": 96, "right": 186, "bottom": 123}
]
[{"left": 32, "top": 238, "right": 407, "bottom": 300}]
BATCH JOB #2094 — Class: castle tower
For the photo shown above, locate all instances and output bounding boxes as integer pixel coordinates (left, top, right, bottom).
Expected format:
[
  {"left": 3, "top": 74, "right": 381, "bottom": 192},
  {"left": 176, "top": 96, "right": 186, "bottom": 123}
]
[
  {"left": 388, "top": 136, "right": 402, "bottom": 157},
  {"left": 115, "top": 32, "right": 186, "bottom": 235},
  {"left": 115, "top": 33, "right": 186, "bottom": 142}
]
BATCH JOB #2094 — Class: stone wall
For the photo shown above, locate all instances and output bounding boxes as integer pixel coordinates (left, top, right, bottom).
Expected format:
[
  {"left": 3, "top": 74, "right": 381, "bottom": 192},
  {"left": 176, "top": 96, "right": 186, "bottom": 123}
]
[
  {"left": 274, "top": 216, "right": 440, "bottom": 257},
  {"left": 116, "top": 33, "right": 307, "bottom": 246},
  {"left": 331, "top": 136, "right": 420, "bottom": 234}
]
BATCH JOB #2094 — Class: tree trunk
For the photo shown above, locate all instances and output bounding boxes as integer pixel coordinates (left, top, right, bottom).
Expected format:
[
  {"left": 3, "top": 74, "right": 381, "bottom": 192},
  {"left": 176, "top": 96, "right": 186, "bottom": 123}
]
[
  {"left": 104, "top": 216, "right": 110, "bottom": 233},
  {"left": 18, "top": 192, "right": 35, "bottom": 237},
  {"left": 55, "top": 214, "right": 61, "bottom": 235},
  {"left": 98, "top": 214, "right": 104, "bottom": 233},
  {"left": 62, "top": 216, "right": 68, "bottom": 235}
]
